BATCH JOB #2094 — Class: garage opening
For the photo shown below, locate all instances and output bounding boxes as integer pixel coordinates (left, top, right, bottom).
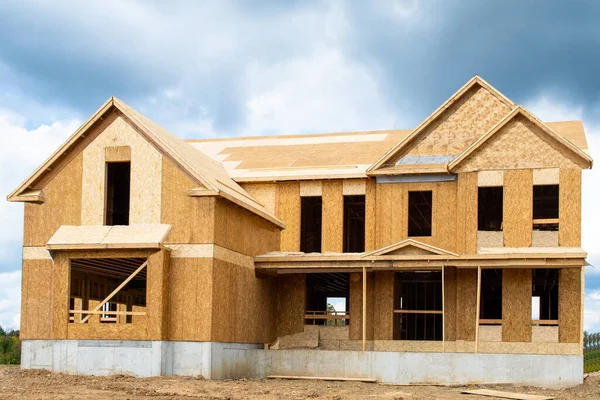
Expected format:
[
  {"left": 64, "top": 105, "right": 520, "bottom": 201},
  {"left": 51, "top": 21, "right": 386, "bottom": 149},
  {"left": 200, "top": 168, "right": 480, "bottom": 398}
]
[
  {"left": 393, "top": 271, "right": 442, "bottom": 340},
  {"left": 305, "top": 273, "right": 350, "bottom": 326},
  {"left": 301, "top": 197, "right": 322, "bottom": 253},
  {"left": 69, "top": 257, "right": 147, "bottom": 324}
]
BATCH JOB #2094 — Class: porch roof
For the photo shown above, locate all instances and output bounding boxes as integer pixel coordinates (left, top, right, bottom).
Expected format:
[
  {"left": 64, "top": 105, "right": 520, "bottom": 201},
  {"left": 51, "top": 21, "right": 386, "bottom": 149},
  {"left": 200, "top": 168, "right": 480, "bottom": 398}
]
[{"left": 46, "top": 224, "right": 172, "bottom": 250}]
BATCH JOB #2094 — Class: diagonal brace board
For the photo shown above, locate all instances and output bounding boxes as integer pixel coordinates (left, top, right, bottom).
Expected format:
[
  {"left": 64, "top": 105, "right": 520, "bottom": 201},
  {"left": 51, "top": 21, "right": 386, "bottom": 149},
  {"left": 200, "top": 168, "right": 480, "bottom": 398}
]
[{"left": 80, "top": 260, "right": 148, "bottom": 323}]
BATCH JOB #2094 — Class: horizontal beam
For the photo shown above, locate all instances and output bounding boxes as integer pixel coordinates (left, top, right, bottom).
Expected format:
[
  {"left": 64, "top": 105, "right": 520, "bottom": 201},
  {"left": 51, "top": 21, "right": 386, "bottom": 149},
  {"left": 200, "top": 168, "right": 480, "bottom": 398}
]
[
  {"left": 393, "top": 310, "right": 443, "bottom": 315},
  {"left": 70, "top": 310, "right": 146, "bottom": 316}
]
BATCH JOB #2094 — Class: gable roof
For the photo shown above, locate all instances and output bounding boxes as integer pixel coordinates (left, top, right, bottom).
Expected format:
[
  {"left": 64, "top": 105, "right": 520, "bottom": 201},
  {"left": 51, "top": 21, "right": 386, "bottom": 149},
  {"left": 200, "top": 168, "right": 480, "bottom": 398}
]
[
  {"left": 448, "top": 106, "right": 593, "bottom": 171},
  {"left": 367, "top": 76, "right": 516, "bottom": 174},
  {"left": 8, "top": 97, "right": 285, "bottom": 229},
  {"left": 361, "top": 239, "right": 458, "bottom": 258}
]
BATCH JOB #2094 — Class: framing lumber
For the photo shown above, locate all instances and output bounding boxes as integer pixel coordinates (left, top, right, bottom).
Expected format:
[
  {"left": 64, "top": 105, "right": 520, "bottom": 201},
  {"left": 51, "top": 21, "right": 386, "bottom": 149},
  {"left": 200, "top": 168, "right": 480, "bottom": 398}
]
[
  {"left": 80, "top": 261, "right": 148, "bottom": 323},
  {"left": 475, "top": 266, "right": 481, "bottom": 353},
  {"left": 267, "top": 375, "right": 376, "bottom": 383},
  {"left": 362, "top": 265, "right": 367, "bottom": 351},
  {"left": 442, "top": 265, "right": 445, "bottom": 352}
]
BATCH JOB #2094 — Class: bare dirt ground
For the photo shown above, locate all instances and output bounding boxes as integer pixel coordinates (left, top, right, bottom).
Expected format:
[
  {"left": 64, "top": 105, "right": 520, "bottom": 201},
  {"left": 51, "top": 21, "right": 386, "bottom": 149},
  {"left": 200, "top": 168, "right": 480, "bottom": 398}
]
[{"left": 1, "top": 366, "right": 599, "bottom": 400}]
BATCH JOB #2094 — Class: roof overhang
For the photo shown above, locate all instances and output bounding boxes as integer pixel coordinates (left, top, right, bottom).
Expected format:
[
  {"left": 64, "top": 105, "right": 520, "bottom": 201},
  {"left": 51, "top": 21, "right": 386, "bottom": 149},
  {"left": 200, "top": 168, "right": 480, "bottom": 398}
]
[{"left": 46, "top": 224, "right": 172, "bottom": 251}]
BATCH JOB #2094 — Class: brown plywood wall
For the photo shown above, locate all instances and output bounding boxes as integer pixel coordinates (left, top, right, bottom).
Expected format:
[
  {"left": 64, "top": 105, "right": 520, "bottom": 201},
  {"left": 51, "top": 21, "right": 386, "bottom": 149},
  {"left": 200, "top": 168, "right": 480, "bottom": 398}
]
[
  {"left": 214, "top": 198, "right": 280, "bottom": 257},
  {"left": 456, "top": 173, "right": 478, "bottom": 254},
  {"left": 456, "top": 268, "right": 477, "bottom": 341},
  {"left": 502, "top": 268, "right": 532, "bottom": 342},
  {"left": 23, "top": 152, "right": 83, "bottom": 247},
  {"left": 161, "top": 157, "right": 215, "bottom": 244},
  {"left": 504, "top": 170, "right": 533, "bottom": 247},
  {"left": 559, "top": 267, "right": 582, "bottom": 343},
  {"left": 559, "top": 169, "right": 582, "bottom": 247},
  {"left": 146, "top": 249, "right": 170, "bottom": 340},
  {"left": 349, "top": 272, "right": 374, "bottom": 340},
  {"left": 20, "top": 259, "right": 54, "bottom": 339},
  {"left": 277, "top": 182, "right": 300, "bottom": 252},
  {"left": 365, "top": 179, "right": 377, "bottom": 251},
  {"left": 322, "top": 180, "right": 344, "bottom": 252},
  {"left": 276, "top": 274, "right": 305, "bottom": 337},
  {"left": 168, "top": 257, "right": 213, "bottom": 341},
  {"left": 373, "top": 271, "right": 394, "bottom": 340},
  {"left": 211, "top": 259, "right": 277, "bottom": 344},
  {"left": 51, "top": 252, "right": 70, "bottom": 339},
  {"left": 444, "top": 267, "right": 458, "bottom": 341}
]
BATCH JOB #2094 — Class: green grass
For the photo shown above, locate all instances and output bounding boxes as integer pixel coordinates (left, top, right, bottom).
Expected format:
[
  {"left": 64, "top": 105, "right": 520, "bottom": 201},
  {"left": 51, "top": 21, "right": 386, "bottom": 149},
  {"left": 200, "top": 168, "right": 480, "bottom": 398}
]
[{"left": 584, "top": 348, "right": 600, "bottom": 373}]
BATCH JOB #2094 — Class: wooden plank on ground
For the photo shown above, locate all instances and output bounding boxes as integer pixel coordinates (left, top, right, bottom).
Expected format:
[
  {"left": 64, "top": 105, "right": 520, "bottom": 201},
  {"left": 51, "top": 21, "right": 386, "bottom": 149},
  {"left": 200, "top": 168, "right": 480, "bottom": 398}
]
[
  {"left": 462, "top": 389, "right": 554, "bottom": 400},
  {"left": 267, "top": 375, "right": 376, "bottom": 383}
]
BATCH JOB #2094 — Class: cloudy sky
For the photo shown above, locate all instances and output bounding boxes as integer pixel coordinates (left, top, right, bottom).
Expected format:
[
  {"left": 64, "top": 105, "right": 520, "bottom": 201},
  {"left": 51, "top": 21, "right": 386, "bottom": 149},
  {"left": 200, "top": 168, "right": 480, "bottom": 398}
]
[{"left": 1, "top": 0, "right": 600, "bottom": 332}]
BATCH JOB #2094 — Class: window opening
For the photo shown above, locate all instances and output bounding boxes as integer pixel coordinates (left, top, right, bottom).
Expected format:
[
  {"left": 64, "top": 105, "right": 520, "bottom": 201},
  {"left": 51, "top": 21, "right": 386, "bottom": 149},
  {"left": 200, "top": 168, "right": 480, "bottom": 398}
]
[
  {"left": 408, "top": 191, "right": 432, "bottom": 237},
  {"left": 533, "top": 185, "right": 559, "bottom": 231},
  {"left": 532, "top": 268, "right": 559, "bottom": 323},
  {"left": 300, "top": 196, "right": 322, "bottom": 253},
  {"left": 305, "top": 273, "right": 349, "bottom": 326},
  {"left": 478, "top": 187, "right": 503, "bottom": 231},
  {"left": 343, "top": 195, "right": 365, "bottom": 253},
  {"left": 105, "top": 162, "right": 131, "bottom": 226},
  {"left": 480, "top": 269, "right": 502, "bottom": 322}
]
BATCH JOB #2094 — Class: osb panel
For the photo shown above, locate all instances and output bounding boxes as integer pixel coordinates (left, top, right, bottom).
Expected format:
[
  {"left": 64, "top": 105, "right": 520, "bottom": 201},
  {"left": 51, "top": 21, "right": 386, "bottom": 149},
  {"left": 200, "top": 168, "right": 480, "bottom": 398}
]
[
  {"left": 299, "top": 181, "right": 323, "bottom": 197},
  {"left": 211, "top": 258, "right": 276, "bottom": 344},
  {"left": 105, "top": 145, "right": 131, "bottom": 162},
  {"left": 23, "top": 153, "right": 83, "bottom": 247},
  {"left": 444, "top": 267, "right": 457, "bottom": 341},
  {"left": 374, "top": 340, "right": 444, "bottom": 352},
  {"left": 479, "top": 326, "right": 502, "bottom": 342},
  {"left": 81, "top": 114, "right": 162, "bottom": 225},
  {"left": 559, "top": 268, "right": 581, "bottom": 343},
  {"left": 387, "top": 246, "right": 433, "bottom": 256},
  {"left": 276, "top": 274, "right": 305, "bottom": 338},
  {"left": 51, "top": 252, "right": 70, "bottom": 339},
  {"left": 277, "top": 182, "right": 300, "bottom": 252},
  {"left": 167, "top": 257, "right": 212, "bottom": 341},
  {"left": 478, "top": 170, "right": 503, "bottom": 187},
  {"left": 477, "top": 231, "right": 504, "bottom": 249},
  {"left": 456, "top": 269, "right": 477, "bottom": 341},
  {"left": 322, "top": 180, "right": 343, "bottom": 252},
  {"left": 20, "top": 259, "right": 54, "bottom": 339},
  {"left": 456, "top": 173, "right": 478, "bottom": 254},
  {"left": 373, "top": 271, "right": 394, "bottom": 340},
  {"left": 146, "top": 249, "right": 170, "bottom": 340},
  {"left": 502, "top": 268, "right": 532, "bottom": 342},
  {"left": 400, "top": 85, "right": 510, "bottom": 158},
  {"left": 365, "top": 179, "right": 377, "bottom": 251},
  {"left": 478, "top": 342, "right": 580, "bottom": 355},
  {"left": 532, "top": 326, "right": 558, "bottom": 343},
  {"left": 559, "top": 169, "right": 582, "bottom": 247},
  {"left": 375, "top": 181, "right": 457, "bottom": 252},
  {"left": 349, "top": 272, "right": 374, "bottom": 341},
  {"left": 241, "top": 183, "right": 278, "bottom": 215},
  {"left": 161, "top": 157, "right": 215, "bottom": 244},
  {"left": 533, "top": 168, "right": 559, "bottom": 185},
  {"left": 455, "top": 115, "right": 584, "bottom": 173},
  {"left": 503, "top": 170, "right": 533, "bottom": 247},
  {"left": 67, "top": 324, "right": 148, "bottom": 340},
  {"left": 214, "top": 198, "right": 280, "bottom": 257}
]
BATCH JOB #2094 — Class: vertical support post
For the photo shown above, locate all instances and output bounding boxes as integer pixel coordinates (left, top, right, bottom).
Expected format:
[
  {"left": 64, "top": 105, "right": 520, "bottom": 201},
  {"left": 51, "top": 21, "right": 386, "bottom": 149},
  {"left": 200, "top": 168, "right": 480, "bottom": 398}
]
[
  {"left": 475, "top": 266, "right": 482, "bottom": 353},
  {"left": 362, "top": 266, "right": 367, "bottom": 352},
  {"left": 581, "top": 266, "right": 585, "bottom": 350},
  {"left": 442, "top": 265, "right": 445, "bottom": 353}
]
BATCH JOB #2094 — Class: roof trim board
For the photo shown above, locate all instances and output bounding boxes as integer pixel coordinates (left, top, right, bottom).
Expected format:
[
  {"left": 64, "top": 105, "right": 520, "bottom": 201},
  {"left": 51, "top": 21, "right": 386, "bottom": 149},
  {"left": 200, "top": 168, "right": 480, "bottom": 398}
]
[
  {"left": 367, "top": 76, "right": 516, "bottom": 173},
  {"left": 448, "top": 106, "right": 593, "bottom": 171},
  {"left": 8, "top": 97, "right": 285, "bottom": 229}
]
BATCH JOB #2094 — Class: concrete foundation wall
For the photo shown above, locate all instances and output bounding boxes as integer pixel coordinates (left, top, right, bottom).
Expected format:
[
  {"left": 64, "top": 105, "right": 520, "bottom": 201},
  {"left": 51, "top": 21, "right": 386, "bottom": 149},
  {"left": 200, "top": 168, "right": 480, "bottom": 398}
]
[{"left": 22, "top": 340, "right": 582, "bottom": 388}]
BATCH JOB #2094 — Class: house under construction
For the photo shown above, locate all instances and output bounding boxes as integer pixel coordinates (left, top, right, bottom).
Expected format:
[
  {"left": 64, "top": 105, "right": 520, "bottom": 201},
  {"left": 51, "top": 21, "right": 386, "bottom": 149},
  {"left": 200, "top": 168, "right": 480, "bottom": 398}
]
[{"left": 9, "top": 76, "right": 591, "bottom": 387}]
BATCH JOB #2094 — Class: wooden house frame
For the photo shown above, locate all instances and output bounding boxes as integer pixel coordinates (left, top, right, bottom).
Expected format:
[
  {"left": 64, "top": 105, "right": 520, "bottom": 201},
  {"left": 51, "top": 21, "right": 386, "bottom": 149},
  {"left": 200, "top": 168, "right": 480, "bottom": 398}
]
[{"left": 9, "top": 76, "right": 591, "bottom": 387}]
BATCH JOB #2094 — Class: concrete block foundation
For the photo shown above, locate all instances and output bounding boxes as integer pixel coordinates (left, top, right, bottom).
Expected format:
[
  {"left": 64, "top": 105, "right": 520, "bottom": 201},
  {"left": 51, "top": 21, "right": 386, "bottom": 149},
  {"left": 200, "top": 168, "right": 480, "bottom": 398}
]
[{"left": 22, "top": 340, "right": 583, "bottom": 388}]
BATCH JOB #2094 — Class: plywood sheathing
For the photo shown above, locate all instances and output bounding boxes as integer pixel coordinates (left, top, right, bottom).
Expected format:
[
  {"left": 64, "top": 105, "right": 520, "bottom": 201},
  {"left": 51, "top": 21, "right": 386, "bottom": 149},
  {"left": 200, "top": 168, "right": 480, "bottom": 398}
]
[
  {"left": 504, "top": 170, "right": 533, "bottom": 247},
  {"left": 278, "top": 182, "right": 300, "bottom": 252},
  {"left": 214, "top": 198, "right": 280, "bottom": 257},
  {"left": 532, "top": 326, "right": 559, "bottom": 343},
  {"left": 51, "top": 252, "right": 70, "bottom": 339},
  {"left": 349, "top": 272, "right": 374, "bottom": 340},
  {"left": 373, "top": 271, "right": 394, "bottom": 340},
  {"left": 502, "top": 268, "right": 532, "bottom": 342},
  {"left": 444, "top": 266, "right": 457, "bottom": 341},
  {"left": 20, "top": 259, "right": 54, "bottom": 339},
  {"left": 146, "top": 249, "right": 170, "bottom": 340},
  {"left": 67, "top": 323, "right": 148, "bottom": 340},
  {"left": 364, "top": 179, "right": 377, "bottom": 251},
  {"left": 559, "top": 267, "right": 581, "bottom": 343},
  {"left": 343, "top": 180, "right": 367, "bottom": 195},
  {"left": 478, "top": 170, "right": 503, "bottom": 187},
  {"left": 276, "top": 274, "right": 305, "bottom": 338},
  {"left": 241, "top": 183, "right": 278, "bottom": 215},
  {"left": 531, "top": 231, "right": 558, "bottom": 247},
  {"left": 211, "top": 258, "right": 276, "bottom": 344},
  {"left": 559, "top": 169, "right": 582, "bottom": 247},
  {"left": 477, "top": 231, "right": 504, "bottom": 249},
  {"left": 105, "top": 145, "right": 131, "bottom": 162},
  {"left": 452, "top": 113, "right": 589, "bottom": 173},
  {"left": 533, "top": 168, "right": 559, "bottom": 185},
  {"left": 322, "top": 180, "right": 344, "bottom": 252},
  {"left": 161, "top": 157, "right": 215, "bottom": 244},
  {"left": 456, "top": 269, "right": 477, "bottom": 341},
  {"left": 23, "top": 152, "right": 83, "bottom": 247},
  {"left": 81, "top": 114, "right": 162, "bottom": 225},
  {"left": 456, "top": 173, "right": 478, "bottom": 254},
  {"left": 168, "top": 257, "right": 213, "bottom": 341},
  {"left": 479, "top": 326, "right": 502, "bottom": 342}
]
